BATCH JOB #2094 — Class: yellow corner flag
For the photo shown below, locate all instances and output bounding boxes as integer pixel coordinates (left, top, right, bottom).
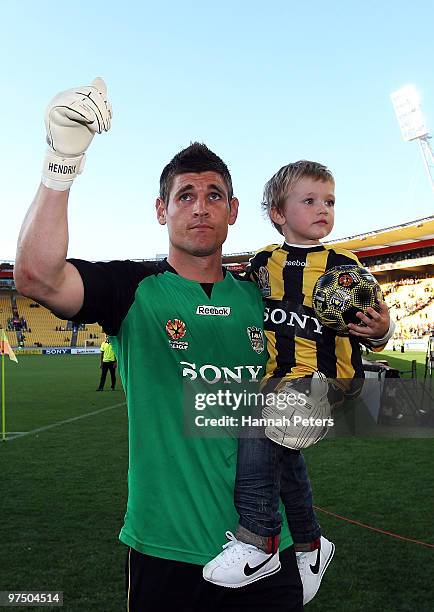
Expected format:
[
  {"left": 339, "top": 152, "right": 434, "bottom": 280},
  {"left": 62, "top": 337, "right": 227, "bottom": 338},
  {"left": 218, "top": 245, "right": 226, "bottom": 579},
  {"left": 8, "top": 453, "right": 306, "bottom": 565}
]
[
  {"left": 1, "top": 329, "right": 17, "bottom": 441},
  {"left": 0, "top": 329, "right": 18, "bottom": 363}
]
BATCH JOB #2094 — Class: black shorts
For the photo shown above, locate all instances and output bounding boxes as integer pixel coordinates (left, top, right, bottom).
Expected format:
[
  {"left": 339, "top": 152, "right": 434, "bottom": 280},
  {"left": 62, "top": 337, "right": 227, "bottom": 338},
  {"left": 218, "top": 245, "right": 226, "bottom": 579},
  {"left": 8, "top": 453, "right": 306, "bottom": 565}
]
[{"left": 126, "top": 545, "right": 303, "bottom": 611}]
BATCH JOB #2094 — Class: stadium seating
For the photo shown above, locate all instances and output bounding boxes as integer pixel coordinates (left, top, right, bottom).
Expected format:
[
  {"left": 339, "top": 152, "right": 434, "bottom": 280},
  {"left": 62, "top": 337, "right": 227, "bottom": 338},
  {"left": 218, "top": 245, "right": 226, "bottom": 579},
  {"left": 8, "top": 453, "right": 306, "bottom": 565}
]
[
  {"left": 15, "top": 296, "right": 70, "bottom": 348},
  {"left": 4, "top": 330, "right": 17, "bottom": 348},
  {"left": 381, "top": 277, "right": 434, "bottom": 339},
  {"left": 76, "top": 324, "right": 104, "bottom": 347},
  {"left": 15, "top": 296, "right": 103, "bottom": 347},
  {"left": 2, "top": 273, "right": 432, "bottom": 349},
  {"left": 0, "top": 293, "right": 13, "bottom": 330}
]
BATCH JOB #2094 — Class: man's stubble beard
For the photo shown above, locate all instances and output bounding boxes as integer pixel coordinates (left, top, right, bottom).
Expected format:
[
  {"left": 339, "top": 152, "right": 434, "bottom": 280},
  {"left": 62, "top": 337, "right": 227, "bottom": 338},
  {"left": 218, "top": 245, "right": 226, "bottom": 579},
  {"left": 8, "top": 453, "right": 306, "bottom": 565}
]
[
  {"left": 170, "top": 232, "right": 226, "bottom": 258},
  {"left": 179, "top": 243, "right": 221, "bottom": 257}
]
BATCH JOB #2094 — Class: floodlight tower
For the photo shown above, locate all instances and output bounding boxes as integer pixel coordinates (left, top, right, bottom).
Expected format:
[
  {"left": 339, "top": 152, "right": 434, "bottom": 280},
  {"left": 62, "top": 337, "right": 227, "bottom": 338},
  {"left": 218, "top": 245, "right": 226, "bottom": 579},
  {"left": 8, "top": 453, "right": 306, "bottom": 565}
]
[{"left": 391, "top": 85, "right": 434, "bottom": 193}]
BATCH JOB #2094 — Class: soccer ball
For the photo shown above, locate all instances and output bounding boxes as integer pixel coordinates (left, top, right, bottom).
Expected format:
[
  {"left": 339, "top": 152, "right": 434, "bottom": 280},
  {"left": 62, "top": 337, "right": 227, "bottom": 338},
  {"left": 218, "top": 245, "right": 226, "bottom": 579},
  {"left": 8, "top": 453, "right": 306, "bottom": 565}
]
[{"left": 312, "top": 265, "right": 383, "bottom": 335}]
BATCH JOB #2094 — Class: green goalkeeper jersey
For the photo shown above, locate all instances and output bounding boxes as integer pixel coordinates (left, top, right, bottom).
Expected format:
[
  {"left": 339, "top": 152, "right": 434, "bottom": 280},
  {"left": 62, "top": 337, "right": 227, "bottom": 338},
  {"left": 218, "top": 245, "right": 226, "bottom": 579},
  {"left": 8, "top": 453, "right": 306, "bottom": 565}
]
[{"left": 69, "top": 258, "right": 293, "bottom": 564}]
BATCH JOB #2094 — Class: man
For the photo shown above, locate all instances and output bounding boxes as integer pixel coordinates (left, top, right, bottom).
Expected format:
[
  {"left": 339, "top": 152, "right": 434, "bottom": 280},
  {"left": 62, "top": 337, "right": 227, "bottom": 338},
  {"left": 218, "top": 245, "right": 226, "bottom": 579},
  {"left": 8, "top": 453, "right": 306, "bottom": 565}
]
[
  {"left": 14, "top": 78, "right": 303, "bottom": 611},
  {"left": 97, "top": 334, "right": 117, "bottom": 391}
]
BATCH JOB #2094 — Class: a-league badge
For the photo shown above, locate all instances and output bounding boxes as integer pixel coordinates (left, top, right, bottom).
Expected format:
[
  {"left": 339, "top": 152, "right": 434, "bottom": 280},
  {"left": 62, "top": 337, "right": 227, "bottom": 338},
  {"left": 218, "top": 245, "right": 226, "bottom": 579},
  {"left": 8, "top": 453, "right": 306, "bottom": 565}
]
[
  {"left": 257, "top": 266, "right": 271, "bottom": 297},
  {"left": 247, "top": 326, "right": 265, "bottom": 354},
  {"left": 166, "top": 319, "right": 189, "bottom": 350}
]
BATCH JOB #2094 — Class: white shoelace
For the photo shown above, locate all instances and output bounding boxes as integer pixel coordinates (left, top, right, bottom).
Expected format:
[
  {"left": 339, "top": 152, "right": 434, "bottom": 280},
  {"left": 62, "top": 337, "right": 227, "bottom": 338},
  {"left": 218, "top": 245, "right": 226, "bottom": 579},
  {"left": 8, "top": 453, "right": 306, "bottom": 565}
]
[{"left": 219, "top": 531, "right": 259, "bottom": 566}]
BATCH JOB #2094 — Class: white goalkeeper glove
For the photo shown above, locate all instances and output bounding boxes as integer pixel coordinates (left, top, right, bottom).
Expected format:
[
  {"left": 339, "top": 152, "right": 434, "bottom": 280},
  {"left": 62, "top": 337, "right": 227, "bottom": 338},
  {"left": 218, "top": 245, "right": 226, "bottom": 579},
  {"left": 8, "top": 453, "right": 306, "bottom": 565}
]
[
  {"left": 263, "top": 372, "right": 331, "bottom": 450},
  {"left": 42, "top": 77, "right": 112, "bottom": 191}
]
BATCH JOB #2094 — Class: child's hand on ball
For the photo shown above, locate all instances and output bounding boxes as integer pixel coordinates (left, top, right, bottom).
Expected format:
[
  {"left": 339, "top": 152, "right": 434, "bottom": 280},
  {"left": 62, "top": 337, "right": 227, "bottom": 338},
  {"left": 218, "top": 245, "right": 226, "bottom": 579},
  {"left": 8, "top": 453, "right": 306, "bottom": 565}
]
[{"left": 348, "top": 301, "right": 390, "bottom": 339}]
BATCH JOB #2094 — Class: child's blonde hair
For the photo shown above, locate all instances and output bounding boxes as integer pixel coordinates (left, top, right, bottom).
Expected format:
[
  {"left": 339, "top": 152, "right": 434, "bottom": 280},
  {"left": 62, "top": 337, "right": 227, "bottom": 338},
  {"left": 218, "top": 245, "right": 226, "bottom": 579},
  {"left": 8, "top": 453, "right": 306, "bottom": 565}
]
[{"left": 262, "top": 160, "right": 334, "bottom": 235}]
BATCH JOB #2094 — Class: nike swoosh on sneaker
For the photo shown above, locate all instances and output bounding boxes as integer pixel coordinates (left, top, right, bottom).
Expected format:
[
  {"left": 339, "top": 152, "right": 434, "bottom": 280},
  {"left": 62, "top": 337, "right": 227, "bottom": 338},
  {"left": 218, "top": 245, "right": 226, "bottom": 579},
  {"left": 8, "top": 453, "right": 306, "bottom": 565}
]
[
  {"left": 244, "top": 554, "right": 275, "bottom": 576},
  {"left": 309, "top": 548, "right": 321, "bottom": 574}
]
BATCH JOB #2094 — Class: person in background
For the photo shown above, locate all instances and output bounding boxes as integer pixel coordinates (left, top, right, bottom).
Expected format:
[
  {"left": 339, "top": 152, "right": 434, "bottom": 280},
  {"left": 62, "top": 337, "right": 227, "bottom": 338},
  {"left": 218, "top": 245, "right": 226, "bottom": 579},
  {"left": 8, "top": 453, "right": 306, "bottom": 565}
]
[{"left": 97, "top": 333, "right": 117, "bottom": 391}]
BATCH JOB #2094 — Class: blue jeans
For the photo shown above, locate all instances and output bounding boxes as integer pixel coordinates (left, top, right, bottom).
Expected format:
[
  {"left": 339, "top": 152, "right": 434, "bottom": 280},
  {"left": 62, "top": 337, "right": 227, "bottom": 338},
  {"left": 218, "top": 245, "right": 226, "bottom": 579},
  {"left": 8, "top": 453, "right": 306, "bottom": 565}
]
[{"left": 234, "top": 435, "right": 321, "bottom": 544}]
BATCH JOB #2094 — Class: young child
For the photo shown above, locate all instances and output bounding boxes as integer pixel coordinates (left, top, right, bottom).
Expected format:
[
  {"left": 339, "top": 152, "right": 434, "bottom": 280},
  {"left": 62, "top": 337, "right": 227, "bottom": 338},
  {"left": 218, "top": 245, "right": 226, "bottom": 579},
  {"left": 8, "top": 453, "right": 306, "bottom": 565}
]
[{"left": 203, "top": 161, "right": 394, "bottom": 604}]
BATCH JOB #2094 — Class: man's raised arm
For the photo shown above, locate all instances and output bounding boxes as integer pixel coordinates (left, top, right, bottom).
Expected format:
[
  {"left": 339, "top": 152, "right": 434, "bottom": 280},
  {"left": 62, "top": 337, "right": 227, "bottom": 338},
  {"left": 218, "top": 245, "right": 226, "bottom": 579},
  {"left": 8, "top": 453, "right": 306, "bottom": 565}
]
[{"left": 14, "top": 78, "right": 112, "bottom": 319}]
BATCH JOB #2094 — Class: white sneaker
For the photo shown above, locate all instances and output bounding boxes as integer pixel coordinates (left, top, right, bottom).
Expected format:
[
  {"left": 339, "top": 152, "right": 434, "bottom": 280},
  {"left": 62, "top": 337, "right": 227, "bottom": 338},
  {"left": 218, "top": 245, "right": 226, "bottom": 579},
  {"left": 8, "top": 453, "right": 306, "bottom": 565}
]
[
  {"left": 203, "top": 531, "right": 281, "bottom": 588},
  {"left": 296, "top": 536, "right": 335, "bottom": 605}
]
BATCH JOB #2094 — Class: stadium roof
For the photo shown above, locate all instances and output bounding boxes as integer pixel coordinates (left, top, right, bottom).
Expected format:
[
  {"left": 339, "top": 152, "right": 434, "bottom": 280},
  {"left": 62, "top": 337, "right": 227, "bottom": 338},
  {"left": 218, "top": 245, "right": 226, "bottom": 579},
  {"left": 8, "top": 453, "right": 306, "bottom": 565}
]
[
  {"left": 2, "top": 216, "right": 434, "bottom": 267},
  {"left": 222, "top": 215, "right": 434, "bottom": 263},
  {"left": 325, "top": 215, "right": 434, "bottom": 256}
]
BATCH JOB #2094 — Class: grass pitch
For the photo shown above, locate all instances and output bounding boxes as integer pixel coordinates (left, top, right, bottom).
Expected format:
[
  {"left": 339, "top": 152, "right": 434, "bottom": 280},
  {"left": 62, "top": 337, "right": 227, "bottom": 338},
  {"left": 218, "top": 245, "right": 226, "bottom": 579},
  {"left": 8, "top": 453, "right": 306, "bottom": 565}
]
[
  {"left": 364, "top": 349, "right": 430, "bottom": 379},
  {"left": 1, "top": 354, "right": 433, "bottom": 611}
]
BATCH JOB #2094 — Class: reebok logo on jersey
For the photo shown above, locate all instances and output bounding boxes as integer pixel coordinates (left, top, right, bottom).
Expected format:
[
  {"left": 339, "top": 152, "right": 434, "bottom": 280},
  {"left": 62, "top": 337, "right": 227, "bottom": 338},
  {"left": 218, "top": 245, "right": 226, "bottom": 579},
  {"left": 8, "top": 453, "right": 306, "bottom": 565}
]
[
  {"left": 196, "top": 305, "right": 231, "bottom": 316},
  {"left": 48, "top": 162, "right": 77, "bottom": 175},
  {"left": 285, "top": 260, "right": 307, "bottom": 267}
]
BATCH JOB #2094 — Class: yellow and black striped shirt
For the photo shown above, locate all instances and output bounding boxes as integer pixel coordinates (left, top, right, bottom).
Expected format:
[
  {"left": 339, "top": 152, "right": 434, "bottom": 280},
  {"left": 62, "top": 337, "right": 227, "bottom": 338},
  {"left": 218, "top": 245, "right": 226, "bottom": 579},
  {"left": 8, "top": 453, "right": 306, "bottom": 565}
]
[{"left": 250, "top": 242, "right": 367, "bottom": 395}]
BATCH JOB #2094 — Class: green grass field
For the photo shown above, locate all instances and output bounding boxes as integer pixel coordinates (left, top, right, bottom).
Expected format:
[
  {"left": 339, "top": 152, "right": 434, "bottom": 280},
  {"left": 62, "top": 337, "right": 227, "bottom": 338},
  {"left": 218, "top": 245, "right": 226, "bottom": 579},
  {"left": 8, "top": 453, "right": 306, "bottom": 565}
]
[
  {"left": 364, "top": 350, "right": 430, "bottom": 380},
  {"left": 0, "top": 353, "right": 433, "bottom": 611}
]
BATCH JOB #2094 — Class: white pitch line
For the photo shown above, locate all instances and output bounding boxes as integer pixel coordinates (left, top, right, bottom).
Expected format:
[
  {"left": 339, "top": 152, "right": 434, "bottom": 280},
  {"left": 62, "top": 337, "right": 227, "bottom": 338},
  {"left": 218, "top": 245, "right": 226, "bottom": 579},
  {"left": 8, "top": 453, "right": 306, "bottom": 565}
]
[{"left": 7, "top": 402, "right": 126, "bottom": 441}]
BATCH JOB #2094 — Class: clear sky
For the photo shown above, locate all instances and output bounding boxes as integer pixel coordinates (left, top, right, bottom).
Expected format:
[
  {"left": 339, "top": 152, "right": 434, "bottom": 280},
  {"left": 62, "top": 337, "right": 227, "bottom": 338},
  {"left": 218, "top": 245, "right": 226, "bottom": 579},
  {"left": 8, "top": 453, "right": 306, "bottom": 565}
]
[{"left": 2, "top": 0, "right": 434, "bottom": 261}]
